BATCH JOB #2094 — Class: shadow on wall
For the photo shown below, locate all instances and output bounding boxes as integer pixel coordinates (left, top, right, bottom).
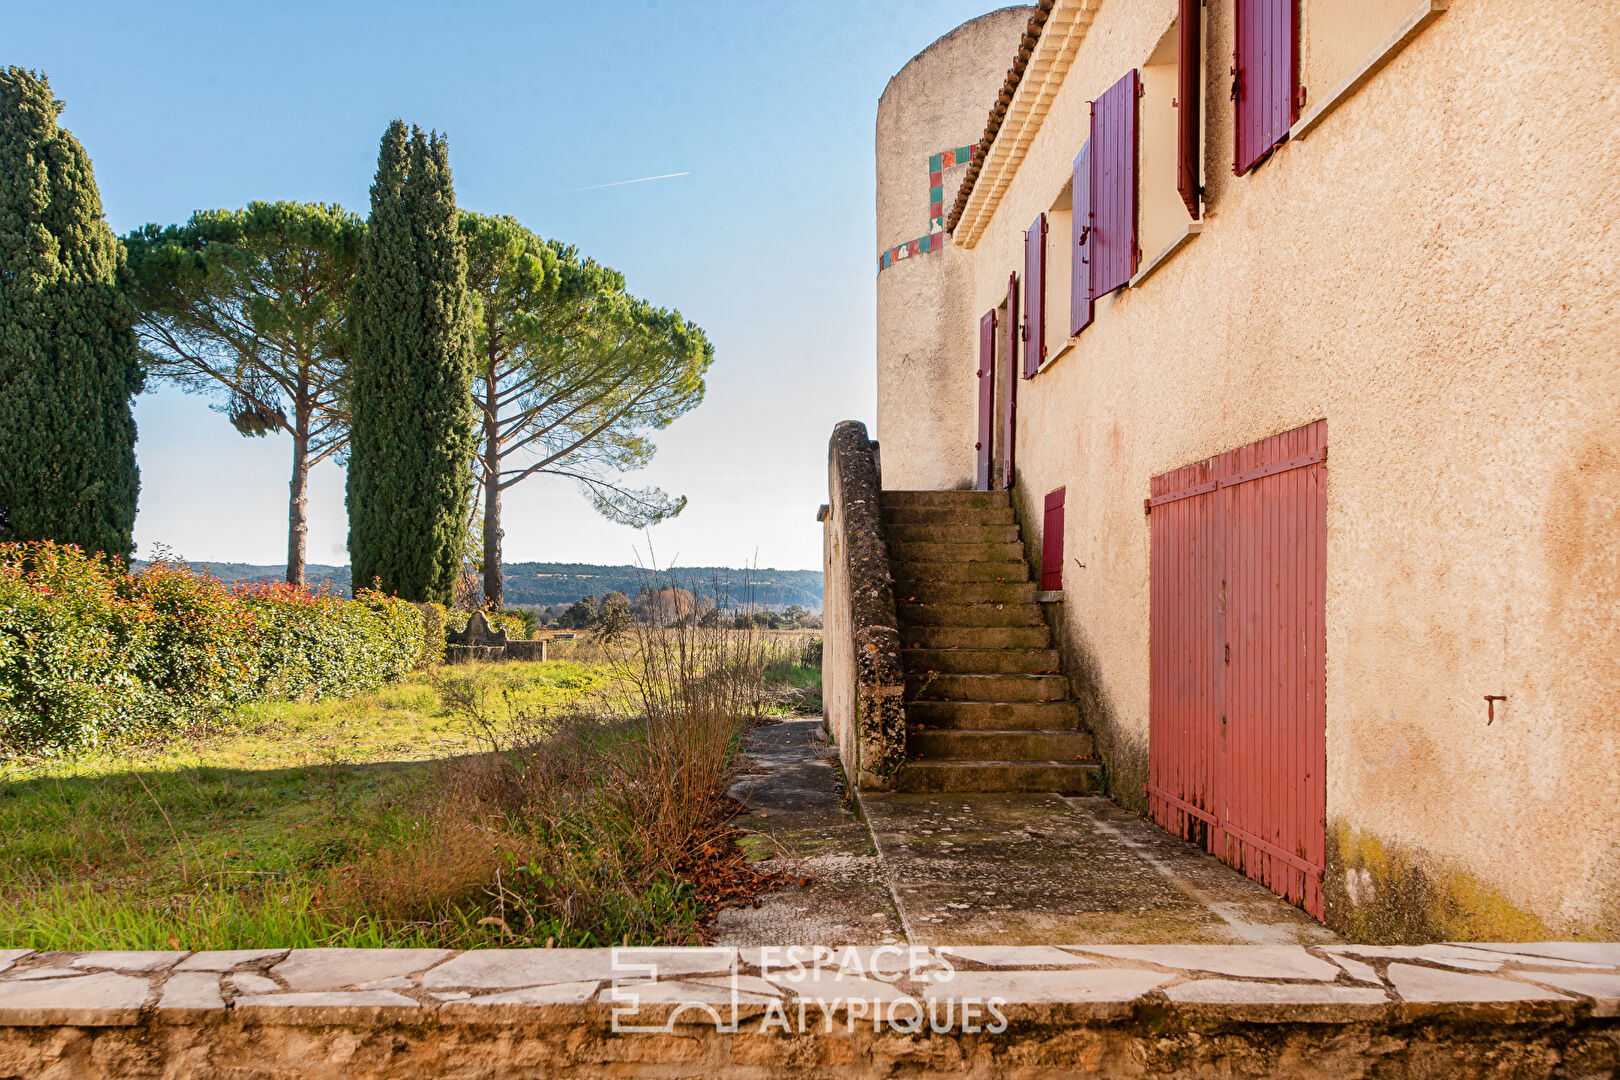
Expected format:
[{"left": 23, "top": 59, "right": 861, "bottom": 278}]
[{"left": 1006, "top": 488, "right": 1147, "bottom": 813}]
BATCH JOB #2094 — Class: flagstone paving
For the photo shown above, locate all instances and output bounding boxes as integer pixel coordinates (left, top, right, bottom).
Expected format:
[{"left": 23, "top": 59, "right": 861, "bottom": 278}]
[
  {"left": 714, "top": 719, "right": 905, "bottom": 946},
  {"left": 860, "top": 790, "right": 1340, "bottom": 945},
  {"left": 723, "top": 718, "right": 1340, "bottom": 946},
  {"left": 1, "top": 942, "right": 1614, "bottom": 1022}
]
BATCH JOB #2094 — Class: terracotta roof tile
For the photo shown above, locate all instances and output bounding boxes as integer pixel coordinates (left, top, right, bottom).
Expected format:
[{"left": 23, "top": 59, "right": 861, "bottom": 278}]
[{"left": 946, "top": 0, "right": 1056, "bottom": 235}]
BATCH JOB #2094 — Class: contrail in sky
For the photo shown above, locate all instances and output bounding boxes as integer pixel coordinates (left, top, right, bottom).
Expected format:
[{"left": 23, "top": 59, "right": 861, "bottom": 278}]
[{"left": 552, "top": 171, "right": 692, "bottom": 194}]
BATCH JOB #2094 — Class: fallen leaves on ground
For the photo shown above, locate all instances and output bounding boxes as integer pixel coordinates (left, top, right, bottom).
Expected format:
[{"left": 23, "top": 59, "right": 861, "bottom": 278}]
[{"left": 678, "top": 825, "right": 807, "bottom": 942}]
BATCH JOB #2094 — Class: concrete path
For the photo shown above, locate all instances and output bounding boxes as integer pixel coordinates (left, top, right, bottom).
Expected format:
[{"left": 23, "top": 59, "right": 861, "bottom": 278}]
[
  {"left": 722, "top": 717, "right": 1338, "bottom": 947},
  {"left": 713, "top": 719, "right": 904, "bottom": 946},
  {"left": 862, "top": 791, "right": 1340, "bottom": 946}
]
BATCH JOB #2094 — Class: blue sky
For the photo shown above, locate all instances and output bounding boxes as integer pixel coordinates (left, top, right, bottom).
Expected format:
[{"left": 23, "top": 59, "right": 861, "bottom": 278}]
[{"left": 9, "top": 0, "right": 1000, "bottom": 573}]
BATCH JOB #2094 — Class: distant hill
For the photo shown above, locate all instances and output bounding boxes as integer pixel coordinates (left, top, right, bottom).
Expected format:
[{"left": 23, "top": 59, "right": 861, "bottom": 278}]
[{"left": 159, "top": 561, "right": 824, "bottom": 613}]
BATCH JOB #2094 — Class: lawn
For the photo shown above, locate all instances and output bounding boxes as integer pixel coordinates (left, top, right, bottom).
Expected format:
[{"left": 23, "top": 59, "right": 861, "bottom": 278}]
[
  {"left": 0, "top": 659, "right": 618, "bottom": 951},
  {"left": 0, "top": 629, "right": 823, "bottom": 953}
]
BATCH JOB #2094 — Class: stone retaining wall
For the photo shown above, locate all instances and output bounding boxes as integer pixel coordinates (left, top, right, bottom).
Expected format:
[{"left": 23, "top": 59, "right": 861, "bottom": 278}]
[
  {"left": 822, "top": 421, "right": 907, "bottom": 788},
  {"left": 2, "top": 943, "right": 1615, "bottom": 1078}
]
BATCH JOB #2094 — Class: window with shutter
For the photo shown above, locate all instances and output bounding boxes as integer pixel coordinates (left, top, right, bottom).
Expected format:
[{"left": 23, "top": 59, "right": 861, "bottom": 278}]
[
  {"left": 1042, "top": 487, "right": 1065, "bottom": 591},
  {"left": 976, "top": 310, "right": 995, "bottom": 491},
  {"left": 1176, "top": 0, "right": 1203, "bottom": 217},
  {"left": 1234, "top": 0, "right": 1299, "bottom": 174},
  {"left": 1022, "top": 214, "right": 1046, "bottom": 378},
  {"left": 1002, "top": 273, "right": 1018, "bottom": 490},
  {"left": 1071, "top": 142, "right": 1093, "bottom": 336},
  {"left": 1090, "top": 69, "right": 1139, "bottom": 297}
]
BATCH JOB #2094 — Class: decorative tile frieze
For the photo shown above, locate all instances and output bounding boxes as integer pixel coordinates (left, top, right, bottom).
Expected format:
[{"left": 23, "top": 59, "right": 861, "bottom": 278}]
[{"left": 878, "top": 145, "right": 975, "bottom": 273}]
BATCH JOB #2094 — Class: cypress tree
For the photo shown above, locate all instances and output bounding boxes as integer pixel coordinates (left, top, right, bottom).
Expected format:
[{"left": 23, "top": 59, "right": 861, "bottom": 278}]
[
  {"left": 0, "top": 68, "right": 142, "bottom": 558},
  {"left": 346, "top": 121, "right": 477, "bottom": 603}
]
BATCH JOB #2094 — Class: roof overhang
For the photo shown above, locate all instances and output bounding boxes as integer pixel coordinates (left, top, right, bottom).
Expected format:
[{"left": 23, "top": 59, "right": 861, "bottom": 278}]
[{"left": 949, "top": 0, "right": 1101, "bottom": 248}]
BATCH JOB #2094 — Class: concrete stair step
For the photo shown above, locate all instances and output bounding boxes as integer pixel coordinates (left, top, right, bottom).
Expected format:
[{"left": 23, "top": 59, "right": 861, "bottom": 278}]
[
  {"left": 882, "top": 505, "right": 1016, "bottom": 526},
  {"left": 892, "top": 580, "right": 1036, "bottom": 604},
  {"left": 898, "top": 625, "right": 1051, "bottom": 650},
  {"left": 882, "top": 490, "right": 1010, "bottom": 510},
  {"left": 889, "top": 540, "right": 1026, "bottom": 563},
  {"left": 900, "top": 647, "right": 1061, "bottom": 674},
  {"left": 887, "top": 560, "right": 1030, "bottom": 583},
  {"left": 889, "top": 759, "right": 1103, "bottom": 794},
  {"left": 910, "top": 728, "right": 1096, "bottom": 761},
  {"left": 905, "top": 699, "right": 1082, "bottom": 730},
  {"left": 896, "top": 601, "right": 1046, "bottom": 628},
  {"left": 905, "top": 672, "right": 1070, "bottom": 703},
  {"left": 884, "top": 523, "right": 1021, "bottom": 544}
]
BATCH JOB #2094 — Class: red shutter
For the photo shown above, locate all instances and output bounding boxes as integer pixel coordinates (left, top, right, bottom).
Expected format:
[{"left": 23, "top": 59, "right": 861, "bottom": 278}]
[
  {"left": 1002, "top": 272, "right": 1018, "bottom": 490},
  {"left": 1176, "top": 0, "right": 1202, "bottom": 217},
  {"left": 1022, "top": 214, "right": 1047, "bottom": 378},
  {"left": 1233, "top": 0, "right": 1298, "bottom": 174},
  {"left": 1071, "top": 141, "right": 1094, "bottom": 336},
  {"left": 1041, "top": 487, "right": 1065, "bottom": 591},
  {"left": 1090, "top": 69, "right": 1139, "bottom": 297},
  {"left": 975, "top": 310, "right": 995, "bottom": 491}
]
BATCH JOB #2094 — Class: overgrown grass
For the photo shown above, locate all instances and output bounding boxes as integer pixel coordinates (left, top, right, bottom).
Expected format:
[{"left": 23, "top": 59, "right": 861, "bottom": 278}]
[
  {"left": 430, "top": 613, "right": 806, "bottom": 946},
  {"left": 0, "top": 660, "right": 612, "bottom": 951},
  {"left": 0, "top": 622, "right": 816, "bottom": 952},
  {"left": 761, "top": 635, "right": 823, "bottom": 716}
]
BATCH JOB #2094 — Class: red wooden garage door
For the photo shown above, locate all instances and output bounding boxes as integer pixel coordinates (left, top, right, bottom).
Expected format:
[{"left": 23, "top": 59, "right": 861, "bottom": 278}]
[{"left": 1147, "top": 421, "right": 1326, "bottom": 918}]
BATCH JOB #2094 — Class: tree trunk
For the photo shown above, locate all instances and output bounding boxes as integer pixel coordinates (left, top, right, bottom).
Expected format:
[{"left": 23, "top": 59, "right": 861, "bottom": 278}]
[
  {"left": 287, "top": 417, "right": 309, "bottom": 589},
  {"left": 481, "top": 365, "right": 504, "bottom": 609}
]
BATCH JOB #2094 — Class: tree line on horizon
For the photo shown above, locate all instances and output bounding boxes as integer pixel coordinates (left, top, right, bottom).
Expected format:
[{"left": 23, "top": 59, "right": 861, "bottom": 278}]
[
  {"left": 549, "top": 590, "right": 820, "bottom": 635},
  {"left": 166, "top": 559, "right": 826, "bottom": 613},
  {"left": 0, "top": 67, "right": 712, "bottom": 609}
]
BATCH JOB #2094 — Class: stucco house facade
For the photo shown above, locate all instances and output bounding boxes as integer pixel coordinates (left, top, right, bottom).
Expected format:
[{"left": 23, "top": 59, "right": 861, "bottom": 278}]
[{"left": 826, "top": 0, "right": 1618, "bottom": 940}]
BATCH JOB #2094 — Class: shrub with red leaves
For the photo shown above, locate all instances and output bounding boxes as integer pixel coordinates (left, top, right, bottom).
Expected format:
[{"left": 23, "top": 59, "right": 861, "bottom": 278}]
[{"left": 0, "top": 541, "right": 425, "bottom": 756}]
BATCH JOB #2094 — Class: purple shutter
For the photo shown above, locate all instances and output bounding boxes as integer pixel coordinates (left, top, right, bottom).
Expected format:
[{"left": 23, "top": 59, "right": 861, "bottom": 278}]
[
  {"left": 1022, "top": 214, "right": 1046, "bottom": 378},
  {"left": 976, "top": 310, "right": 995, "bottom": 491},
  {"left": 1177, "top": 0, "right": 1202, "bottom": 217},
  {"left": 1234, "top": 0, "right": 1298, "bottom": 174},
  {"left": 1071, "top": 141, "right": 1094, "bottom": 336},
  {"left": 1002, "top": 272, "right": 1018, "bottom": 490},
  {"left": 1091, "top": 69, "right": 1139, "bottom": 297},
  {"left": 1041, "top": 487, "right": 1065, "bottom": 591}
]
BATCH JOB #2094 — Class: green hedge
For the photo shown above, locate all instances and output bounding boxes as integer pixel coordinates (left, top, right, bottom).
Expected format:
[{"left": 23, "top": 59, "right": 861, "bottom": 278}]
[{"left": 0, "top": 543, "right": 426, "bottom": 756}]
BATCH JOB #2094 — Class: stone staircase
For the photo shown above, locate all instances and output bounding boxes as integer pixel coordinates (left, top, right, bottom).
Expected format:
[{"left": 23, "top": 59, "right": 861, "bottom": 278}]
[{"left": 882, "top": 490, "right": 1103, "bottom": 793}]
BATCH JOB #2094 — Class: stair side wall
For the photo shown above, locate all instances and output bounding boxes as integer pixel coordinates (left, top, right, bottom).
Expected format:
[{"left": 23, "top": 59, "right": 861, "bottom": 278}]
[{"left": 822, "top": 422, "right": 908, "bottom": 788}]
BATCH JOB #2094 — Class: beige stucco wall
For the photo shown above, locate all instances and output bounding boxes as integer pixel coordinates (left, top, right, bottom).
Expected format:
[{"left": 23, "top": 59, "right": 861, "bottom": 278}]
[
  {"left": 1302, "top": 0, "right": 1421, "bottom": 103},
  {"left": 900, "top": 0, "right": 1619, "bottom": 934},
  {"left": 875, "top": 6, "right": 1035, "bottom": 491}
]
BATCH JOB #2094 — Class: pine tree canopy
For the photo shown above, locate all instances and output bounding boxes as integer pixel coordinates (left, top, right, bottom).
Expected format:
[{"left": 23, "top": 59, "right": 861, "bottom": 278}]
[
  {"left": 462, "top": 210, "right": 712, "bottom": 607},
  {"left": 122, "top": 201, "right": 363, "bottom": 586},
  {"left": 0, "top": 67, "right": 142, "bottom": 558},
  {"left": 346, "top": 121, "right": 477, "bottom": 605},
  {"left": 463, "top": 211, "right": 712, "bottom": 524}
]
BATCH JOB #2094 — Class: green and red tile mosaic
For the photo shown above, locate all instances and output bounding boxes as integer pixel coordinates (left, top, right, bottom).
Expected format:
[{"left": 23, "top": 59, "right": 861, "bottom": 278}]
[{"left": 878, "top": 145, "right": 975, "bottom": 273}]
